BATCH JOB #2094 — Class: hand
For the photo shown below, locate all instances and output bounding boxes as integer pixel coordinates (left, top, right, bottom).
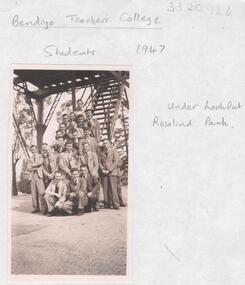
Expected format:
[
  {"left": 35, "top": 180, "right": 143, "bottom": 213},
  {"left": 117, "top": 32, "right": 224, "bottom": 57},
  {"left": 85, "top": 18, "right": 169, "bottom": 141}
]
[{"left": 69, "top": 193, "right": 76, "bottom": 198}]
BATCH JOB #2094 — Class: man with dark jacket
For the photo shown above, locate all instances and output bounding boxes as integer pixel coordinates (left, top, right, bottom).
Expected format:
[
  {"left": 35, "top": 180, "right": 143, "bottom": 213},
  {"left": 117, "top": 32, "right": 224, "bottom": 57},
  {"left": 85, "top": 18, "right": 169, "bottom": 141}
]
[{"left": 99, "top": 139, "right": 120, "bottom": 209}]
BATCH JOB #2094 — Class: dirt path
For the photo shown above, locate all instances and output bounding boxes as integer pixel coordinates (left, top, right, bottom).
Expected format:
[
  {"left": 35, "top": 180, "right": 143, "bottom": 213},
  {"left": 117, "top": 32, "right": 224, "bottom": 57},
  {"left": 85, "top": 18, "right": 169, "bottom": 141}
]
[{"left": 11, "top": 189, "right": 127, "bottom": 275}]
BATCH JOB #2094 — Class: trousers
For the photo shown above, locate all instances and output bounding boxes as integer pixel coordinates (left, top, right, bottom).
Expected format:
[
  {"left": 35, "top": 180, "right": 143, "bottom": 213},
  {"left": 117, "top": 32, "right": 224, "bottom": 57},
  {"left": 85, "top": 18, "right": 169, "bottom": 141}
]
[
  {"left": 31, "top": 173, "right": 46, "bottom": 212},
  {"left": 101, "top": 175, "right": 120, "bottom": 208}
]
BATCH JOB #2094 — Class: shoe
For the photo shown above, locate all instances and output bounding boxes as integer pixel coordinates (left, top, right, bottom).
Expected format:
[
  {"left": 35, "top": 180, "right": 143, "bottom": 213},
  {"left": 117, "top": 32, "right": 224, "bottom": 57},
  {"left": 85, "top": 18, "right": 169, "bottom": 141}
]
[
  {"left": 120, "top": 203, "right": 127, "bottom": 207},
  {"left": 114, "top": 206, "right": 120, "bottom": 210},
  {"left": 77, "top": 209, "right": 85, "bottom": 216},
  {"left": 47, "top": 212, "right": 54, "bottom": 217},
  {"left": 31, "top": 210, "right": 39, "bottom": 213}
]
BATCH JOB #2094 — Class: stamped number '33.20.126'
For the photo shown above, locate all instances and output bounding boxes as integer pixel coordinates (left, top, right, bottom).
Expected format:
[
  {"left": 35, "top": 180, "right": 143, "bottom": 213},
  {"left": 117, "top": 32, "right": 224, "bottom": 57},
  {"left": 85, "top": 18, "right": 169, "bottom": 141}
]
[{"left": 136, "top": 44, "right": 166, "bottom": 55}]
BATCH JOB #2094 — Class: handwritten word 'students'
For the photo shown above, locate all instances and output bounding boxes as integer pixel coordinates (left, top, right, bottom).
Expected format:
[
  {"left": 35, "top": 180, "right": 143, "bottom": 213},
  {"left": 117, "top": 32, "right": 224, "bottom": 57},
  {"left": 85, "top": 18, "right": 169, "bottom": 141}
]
[{"left": 43, "top": 45, "right": 95, "bottom": 57}]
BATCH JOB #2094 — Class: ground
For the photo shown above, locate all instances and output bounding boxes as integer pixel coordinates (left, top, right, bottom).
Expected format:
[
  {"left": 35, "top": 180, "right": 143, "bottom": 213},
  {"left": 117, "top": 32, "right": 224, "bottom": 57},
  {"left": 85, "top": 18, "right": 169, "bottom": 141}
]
[{"left": 11, "top": 187, "right": 127, "bottom": 275}]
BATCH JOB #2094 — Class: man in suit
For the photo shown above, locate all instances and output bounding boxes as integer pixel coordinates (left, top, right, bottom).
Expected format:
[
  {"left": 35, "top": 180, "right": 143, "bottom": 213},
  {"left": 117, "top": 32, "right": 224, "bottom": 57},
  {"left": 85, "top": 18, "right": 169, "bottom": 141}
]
[
  {"left": 79, "top": 142, "right": 99, "bottom": 178},
  {"left": 117, "top": 156, "right": 127, "bottom": 207},
  {"left": 78, "top": 128, "right": 97, "bottom": 154},
  {"left": 85, "top": 109, "right": 101, "bottom": 143},
  {"left": 44, "top": 171, "right": 68, "bottom": 216},
  {"left": 27, "top": 145, "right": 46, "bottom": 213},
  {"left": 41, "top": 143, "right": 58, "bottom": 188},
  {"left": 81, "top": 167, "right": 100, "bottom": 212},
  {"left": 62, "top": 168, "right": 88, "bottom": 215},
  {"left": 99, "top": 139, "right": 120, "bottom": 210},
  {"left": 57, "top": 140, "right": 79, "bottom": 182}
]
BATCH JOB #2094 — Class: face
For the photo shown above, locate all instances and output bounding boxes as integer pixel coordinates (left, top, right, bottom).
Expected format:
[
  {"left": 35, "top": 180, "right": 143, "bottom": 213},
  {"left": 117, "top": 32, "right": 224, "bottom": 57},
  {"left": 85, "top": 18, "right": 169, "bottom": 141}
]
[
  {"left": 104, "top": 140, "right": 110, "bottom": 149},
  {"left": 63, "top": 115, "right": 69, "bottom": 124},
  {"left": 72, "top": 132, "right": 78, "bottom": 139},
  {"left": 72, "top": 171, "right": 79, "bottom": 179},
  {"left": 55, "top": 173, "right": 62, "bottom": 181},
  {"left": 66, "top": 143, "right": 73, "bottom": 152},
  {"left": 81, "top": 168, "right": 88, "bottom": 176},
  {"left": 77, "top": 117, "right": 83, "bottom": 126},
  {"left": 59, "top": 124, "right": 66, "bottom": 131},
  {"left": 77, "top": 101, "right": 83, "bottom": 109},
  {"left": 41, "top": 146, "right": 48, "bottom": 156},
  {"left": 84, "top": 130, "right": 90, "bottom": 137},
  {"left": 56, "top": 131, "right": 62, "bottom": 137},
  {"left": 86, "top": 111, "right": 92, "bottom": 120},
  {"left": 83, "top": 143, "right": 89, "bottom": 153},
  {"left": 69, "top": 113, "right": 75, "bottom": 121},
  {"left": 57, "top": 138, "right": 64, "bottom": 146},
  {"left": 30, "top": 146, "right": 37, "bottom": 154}
]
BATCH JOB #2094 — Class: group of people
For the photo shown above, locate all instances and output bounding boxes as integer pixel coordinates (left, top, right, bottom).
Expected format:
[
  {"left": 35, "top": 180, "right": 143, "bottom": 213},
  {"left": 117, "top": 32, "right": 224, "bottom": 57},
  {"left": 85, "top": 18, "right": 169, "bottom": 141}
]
[{"left": 27, "top": 99, "right": 126, "bottom": 217}]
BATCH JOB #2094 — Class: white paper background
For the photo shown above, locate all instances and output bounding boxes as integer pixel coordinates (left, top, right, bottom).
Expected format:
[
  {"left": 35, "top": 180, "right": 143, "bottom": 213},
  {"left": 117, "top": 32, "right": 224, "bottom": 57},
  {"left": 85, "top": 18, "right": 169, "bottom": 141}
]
[{"left": 1, "top": 0, "right": 245, "bottom": 284}]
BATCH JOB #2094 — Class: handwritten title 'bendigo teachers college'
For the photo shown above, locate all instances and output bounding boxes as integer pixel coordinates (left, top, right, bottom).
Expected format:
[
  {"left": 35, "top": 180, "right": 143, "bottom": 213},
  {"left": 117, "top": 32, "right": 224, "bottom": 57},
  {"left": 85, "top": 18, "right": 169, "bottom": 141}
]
[{"left": 11, "top": 13, "right": 160, "bottom": 29}]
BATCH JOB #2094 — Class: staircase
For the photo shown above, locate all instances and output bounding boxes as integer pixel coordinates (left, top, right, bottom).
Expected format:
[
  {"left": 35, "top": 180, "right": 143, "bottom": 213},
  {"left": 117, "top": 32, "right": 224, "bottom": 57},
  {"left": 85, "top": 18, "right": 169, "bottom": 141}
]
[{"left": 92, "top": 78, "right": 123, "bottom": 140}]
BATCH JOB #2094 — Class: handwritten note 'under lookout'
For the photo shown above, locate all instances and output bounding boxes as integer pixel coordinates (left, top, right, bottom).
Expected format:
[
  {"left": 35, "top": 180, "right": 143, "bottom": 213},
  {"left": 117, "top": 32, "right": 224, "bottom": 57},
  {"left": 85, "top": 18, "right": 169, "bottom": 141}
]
[{"left": 153, "top": 100, "right": 242, "bottom": 129}]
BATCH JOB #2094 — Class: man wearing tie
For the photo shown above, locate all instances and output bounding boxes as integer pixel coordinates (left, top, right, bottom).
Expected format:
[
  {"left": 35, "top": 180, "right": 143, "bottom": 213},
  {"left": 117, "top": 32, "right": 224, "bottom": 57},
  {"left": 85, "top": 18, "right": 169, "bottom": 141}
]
[
  {"left": 62, "top": 168, "right": 88, "bottom": 215},
  {"left": 78, "top": 128, "right": 98, "bottom": 154},
  {"left": 44, "top": 171, "right": 68, "bottom": 216},
  {"left": 85, "top": 109, "right": 101, "bottom": 143},
  {"left": 27, "top": 145, "right": 46, "bottom": 214},
  {"left": 57, "top": 141, "right": 79, "bottom": 182},
  {"left": 99, "top": 140, "right": 120, "bottom": 210},
  {"left": 79, "top": 142, "right": 99, "bottom": 178},
  {"left": 81, "top": 166, "right": 100, "bottom": 212}
]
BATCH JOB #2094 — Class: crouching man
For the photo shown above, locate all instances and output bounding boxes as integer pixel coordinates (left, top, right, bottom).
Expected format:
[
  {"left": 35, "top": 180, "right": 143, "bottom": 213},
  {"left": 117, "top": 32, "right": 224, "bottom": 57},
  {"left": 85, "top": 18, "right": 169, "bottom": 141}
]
[
  {"left": 44, "top": 171, "right": 68, "bottom": 216},
  {"left": 81, "top": 167, "right": 100, "bottom": 212},
  {"left": 62, "top": 168, "right": 88, "bottom": 215}
]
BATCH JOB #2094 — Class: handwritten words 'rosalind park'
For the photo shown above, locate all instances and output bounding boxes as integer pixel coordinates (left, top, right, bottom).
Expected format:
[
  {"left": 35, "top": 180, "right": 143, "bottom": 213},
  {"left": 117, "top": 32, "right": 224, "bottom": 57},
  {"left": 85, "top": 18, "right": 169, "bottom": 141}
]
[{"left": 153, "top": 101, "right": 242, "bottom": 129}]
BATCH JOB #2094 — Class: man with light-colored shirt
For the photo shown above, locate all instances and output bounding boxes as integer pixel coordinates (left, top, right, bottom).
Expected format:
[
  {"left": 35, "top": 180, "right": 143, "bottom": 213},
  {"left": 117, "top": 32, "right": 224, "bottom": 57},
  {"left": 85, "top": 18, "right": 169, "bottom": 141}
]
[{"left": 27, "top": 145, "right": 46, "bottom": 214}]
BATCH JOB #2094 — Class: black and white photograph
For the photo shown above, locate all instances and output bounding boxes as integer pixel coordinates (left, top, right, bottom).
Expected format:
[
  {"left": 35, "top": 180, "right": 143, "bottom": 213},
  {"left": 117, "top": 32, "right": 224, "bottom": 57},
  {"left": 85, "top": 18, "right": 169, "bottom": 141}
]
[{"left": 10, "top": 67, "right": 130, "bottom": 278}]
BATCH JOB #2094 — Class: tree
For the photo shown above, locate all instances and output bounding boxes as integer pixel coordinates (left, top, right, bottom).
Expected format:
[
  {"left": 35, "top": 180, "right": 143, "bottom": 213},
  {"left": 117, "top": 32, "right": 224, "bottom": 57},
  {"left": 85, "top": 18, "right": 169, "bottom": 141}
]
[{"left": 12, "top": 91, "right": 52, "bottom": 195}]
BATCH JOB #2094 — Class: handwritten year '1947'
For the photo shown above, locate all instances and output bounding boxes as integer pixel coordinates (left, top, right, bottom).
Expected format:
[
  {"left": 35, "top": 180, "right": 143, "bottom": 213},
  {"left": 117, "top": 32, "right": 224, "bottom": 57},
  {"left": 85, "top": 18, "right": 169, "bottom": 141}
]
[
  {"left": 166, "top": 1, "right": 231, "bottom": 16},
  {"left": 136, "top": 44, "right": 165, "bottom": 55}
]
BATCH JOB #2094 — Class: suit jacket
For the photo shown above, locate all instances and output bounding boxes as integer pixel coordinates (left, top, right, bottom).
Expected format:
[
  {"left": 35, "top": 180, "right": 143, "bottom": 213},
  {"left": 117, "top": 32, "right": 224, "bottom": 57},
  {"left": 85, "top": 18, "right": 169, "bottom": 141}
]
[
  {"left": 58, "top": 151, "right": 79, "bottom": 178},
  {"left": 79, "top": 151, "right": 99, "bottom": 178},
  {"left": 27, "top": 153, "right": 44, "bottom": 179},
  {"left": 42, "top": 153, "right": 58, "bottom": 180},
  {"left": 99, "top": 147, "right": 120, "bottom": 176},
  {"left": 45, "top": 180, "right": 68, "bottom": 202},
  {"left": 88, "top": 118, "right": 101, "bottom": 142}
]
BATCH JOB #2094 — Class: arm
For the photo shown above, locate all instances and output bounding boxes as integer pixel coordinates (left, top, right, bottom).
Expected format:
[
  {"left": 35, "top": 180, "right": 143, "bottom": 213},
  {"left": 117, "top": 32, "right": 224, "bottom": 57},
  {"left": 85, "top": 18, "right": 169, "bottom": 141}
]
[
  {"left": 59, "top": 183, "right": 68, "bottom": 202},
  {"left": 79, "top": 177, "right": 88, "bottom": 193},
  {"left": 107, "top": 149, "right": 119, "bottom": 173},
  {"left": 42, "top": 167, "right": 54, "bottom": 180},
  {"left": 31, "top": 155, "right": 44, "bottom": 169},
  {"left": 57, "top": 154, "right": 71, "bottom": 177},
  {"left": 91, "top": 177, "right": 100, "bottom": 194},
  {"left": 92, "top": 153, "right": 99, "bottom": 174}
]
